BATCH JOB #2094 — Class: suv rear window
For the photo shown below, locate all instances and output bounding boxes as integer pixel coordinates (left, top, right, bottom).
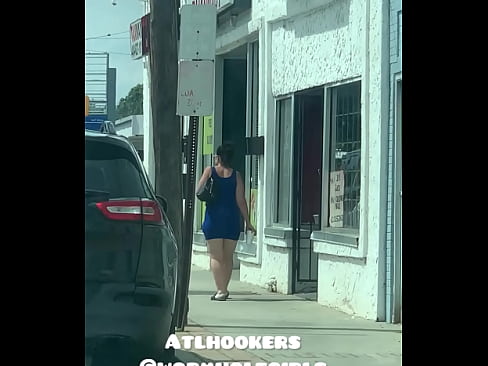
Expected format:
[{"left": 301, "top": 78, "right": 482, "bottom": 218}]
[{"left": 85, "top": 140, "right": 151, "bottom": 199}]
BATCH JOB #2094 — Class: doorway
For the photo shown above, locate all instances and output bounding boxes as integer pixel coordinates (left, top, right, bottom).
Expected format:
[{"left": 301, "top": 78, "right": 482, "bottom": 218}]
[
  {"left": 291, "top": 88, "right": 324, "bottom": 294},
  {"left": 221, "top": 45, "right": 247, "bottom": 232}
]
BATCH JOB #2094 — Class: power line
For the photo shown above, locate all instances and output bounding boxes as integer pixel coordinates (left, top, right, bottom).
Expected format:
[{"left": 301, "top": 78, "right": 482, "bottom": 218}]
[
  {"left": 86, "top": 38, "right": 130, "bottom": 40},
  {"left": 85, "top": 31, "right": 129, "bottom": 40},
  {"left": 86, "top": 49, "right": 131, "bottom": 56}
]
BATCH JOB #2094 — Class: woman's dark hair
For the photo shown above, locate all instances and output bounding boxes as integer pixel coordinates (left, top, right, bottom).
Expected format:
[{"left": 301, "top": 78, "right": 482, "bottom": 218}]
[{"left": 216, "top": 143, "right": 234, "bottom": 168}]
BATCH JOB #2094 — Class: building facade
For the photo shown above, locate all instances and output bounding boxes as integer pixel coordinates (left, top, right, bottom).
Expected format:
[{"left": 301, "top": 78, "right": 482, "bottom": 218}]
[
  {"left": 186, "top": 0, "right": 400, "bottom": 322},
  {"left": 138, "top": 0, "right": 401, "bottom": 321}
]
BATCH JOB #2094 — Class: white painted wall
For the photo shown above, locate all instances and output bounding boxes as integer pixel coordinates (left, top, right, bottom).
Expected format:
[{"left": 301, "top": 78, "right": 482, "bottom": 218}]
[
  {"left": 241, "top": 239, "right": 293, "bottom": 293},
  {"left": 271, "top": 0, "right": 363, "bottom": 96},
  {"left": 313, "top": 0, "right": 390, "bottom": 319},
  {"left": 239, "top": 12, "right": 292, "bottom": 294},
  {"left": 189, "top": 0, "right": 389, "bottom": 320}
]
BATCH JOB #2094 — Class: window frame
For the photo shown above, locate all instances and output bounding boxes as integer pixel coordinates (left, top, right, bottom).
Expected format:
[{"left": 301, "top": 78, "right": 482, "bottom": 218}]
[
  {"left": 322, "top": 80, "right": 362, "bottom": 233},
  {"left": 237, "top": 39, "right": 259, "bottom": 256},
  {"left": 272, "top": 95, "right": 294, "bottom": 227}
]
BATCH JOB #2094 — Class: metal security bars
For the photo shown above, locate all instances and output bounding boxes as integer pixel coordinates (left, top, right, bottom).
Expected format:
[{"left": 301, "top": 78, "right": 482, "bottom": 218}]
[{"left": 329, "top": 81, "right": 361, "bottom": 229}]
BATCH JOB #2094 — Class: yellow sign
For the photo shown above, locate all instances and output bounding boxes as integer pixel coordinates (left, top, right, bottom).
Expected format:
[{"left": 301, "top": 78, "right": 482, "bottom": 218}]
[
  {"left": 250, "top": 188, "right": 258, "bottom": 229},
  {"left": 85, "top": 96, "right": 90, "bottom": 117},
  {"left": 203, "top": 115, "right": 214, "bottom": 155}
]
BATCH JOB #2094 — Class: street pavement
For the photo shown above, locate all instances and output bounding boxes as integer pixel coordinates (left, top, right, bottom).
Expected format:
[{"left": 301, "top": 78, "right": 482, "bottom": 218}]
[{"left": 174, "top": 265, "right": 402, "bottom": 366}]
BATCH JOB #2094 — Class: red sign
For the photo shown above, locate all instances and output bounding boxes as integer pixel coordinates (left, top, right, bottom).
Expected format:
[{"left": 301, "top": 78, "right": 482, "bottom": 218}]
[
  {"left": 130, "top": 14, "right": 150, "bottom": 60},
  {"left": 141, "top": 14, "right": 150, "bottom": 56}
]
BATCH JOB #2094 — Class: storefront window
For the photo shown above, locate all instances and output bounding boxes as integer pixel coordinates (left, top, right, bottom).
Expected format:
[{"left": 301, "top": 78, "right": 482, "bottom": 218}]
[
  {"left": 237, "top": 41, "right": 258, "bottom": 256},
  {"left": 328, "top": 81, "right": 361, "bottom": 229},
  {"left": 274, "top": 97, "right": 292, "bottom": 226}
]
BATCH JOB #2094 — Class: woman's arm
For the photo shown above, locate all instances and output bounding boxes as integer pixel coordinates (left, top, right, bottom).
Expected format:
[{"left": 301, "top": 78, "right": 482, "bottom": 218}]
[
  {"left": 235, "top": 171, "right": 256, "bottom": 234},
  {"left": 196, "top": 166, "right": 212, "bottom": 194}
]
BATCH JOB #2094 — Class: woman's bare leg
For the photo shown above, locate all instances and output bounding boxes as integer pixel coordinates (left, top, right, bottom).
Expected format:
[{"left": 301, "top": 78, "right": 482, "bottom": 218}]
[
  {"left": 222, "top": 239, "right": 238, "bottom": 293},
  {"left": 207, "top": 239, "right": 226, "bottom": 292}
]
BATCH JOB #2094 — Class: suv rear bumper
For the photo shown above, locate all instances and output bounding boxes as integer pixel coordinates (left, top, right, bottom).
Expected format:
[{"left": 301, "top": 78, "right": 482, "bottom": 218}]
[{"left": 85, "top": 287, "right": 174, "bottom": 355}]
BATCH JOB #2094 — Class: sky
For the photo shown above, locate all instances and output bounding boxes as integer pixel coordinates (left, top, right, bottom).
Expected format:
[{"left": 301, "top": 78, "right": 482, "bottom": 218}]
[{"left": 85, "top": 0, "right": 145, "bottom": 104}]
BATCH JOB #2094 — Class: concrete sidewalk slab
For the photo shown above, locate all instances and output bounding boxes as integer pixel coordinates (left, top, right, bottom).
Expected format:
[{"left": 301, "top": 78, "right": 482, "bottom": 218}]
[{"left": 176, "top": 266, "right": 401, "bottom": 366}]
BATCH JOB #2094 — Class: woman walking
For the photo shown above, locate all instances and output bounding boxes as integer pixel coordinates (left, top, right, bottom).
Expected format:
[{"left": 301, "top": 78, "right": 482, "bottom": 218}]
[{"left": 196, "top": 143, "right": 256, "bottom": 301}]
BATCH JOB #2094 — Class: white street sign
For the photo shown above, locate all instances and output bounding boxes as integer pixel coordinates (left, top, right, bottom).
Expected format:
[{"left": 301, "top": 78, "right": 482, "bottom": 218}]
[
  {"left": 179, "top": 4, "right": 217, "bottom": 60},
  {"left": 177, "top": 60, "right": 214, "bottom": 116}
]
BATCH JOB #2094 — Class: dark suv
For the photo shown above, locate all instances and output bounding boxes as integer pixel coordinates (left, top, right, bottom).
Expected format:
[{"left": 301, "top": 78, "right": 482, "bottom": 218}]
[{"left": 85, "top": 130, "right": 178, "bottom": 363}]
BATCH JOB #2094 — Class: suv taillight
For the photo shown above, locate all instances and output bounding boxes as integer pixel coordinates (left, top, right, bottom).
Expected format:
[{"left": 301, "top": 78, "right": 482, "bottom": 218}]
[{"left": 96, "top": 200, "right": 163, "bottom": 223}]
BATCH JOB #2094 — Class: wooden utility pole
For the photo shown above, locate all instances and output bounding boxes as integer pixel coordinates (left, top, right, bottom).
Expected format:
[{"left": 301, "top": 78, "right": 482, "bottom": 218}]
[
  {"left": 149, "top": 0, "right": 194, "bottom": 332},
  {"left": 149, "top": 0, "right": 184, "bottom": 320}
]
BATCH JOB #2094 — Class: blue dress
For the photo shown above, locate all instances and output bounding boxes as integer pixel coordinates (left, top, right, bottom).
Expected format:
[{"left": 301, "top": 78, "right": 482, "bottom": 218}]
[{"left": 202, "top": 167, "right": 241, "bottom": 241}]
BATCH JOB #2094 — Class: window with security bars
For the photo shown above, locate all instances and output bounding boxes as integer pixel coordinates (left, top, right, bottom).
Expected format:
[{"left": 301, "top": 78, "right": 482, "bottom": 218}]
[{"left": 328, "top": 81, "right": 361, "bottom": 229}]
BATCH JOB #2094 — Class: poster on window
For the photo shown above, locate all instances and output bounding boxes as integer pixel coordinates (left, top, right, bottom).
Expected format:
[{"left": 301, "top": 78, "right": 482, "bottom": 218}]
[
  {"left": 329, "top": 170, "right": 344, "bottom": 227},
  {"left": 250, "top": 189, "right": 258, "bottom": 230}
]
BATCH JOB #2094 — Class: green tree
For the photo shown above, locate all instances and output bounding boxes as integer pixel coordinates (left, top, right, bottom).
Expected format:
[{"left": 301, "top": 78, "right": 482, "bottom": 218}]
[{"left": 116, "top": 84, "right": 143, "bottom": 119}]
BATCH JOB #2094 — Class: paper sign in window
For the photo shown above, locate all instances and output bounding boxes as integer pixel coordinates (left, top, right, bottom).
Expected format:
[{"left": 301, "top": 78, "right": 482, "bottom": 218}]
[{"left": 329, "top": 170, "right": 344, "bottom": 228}]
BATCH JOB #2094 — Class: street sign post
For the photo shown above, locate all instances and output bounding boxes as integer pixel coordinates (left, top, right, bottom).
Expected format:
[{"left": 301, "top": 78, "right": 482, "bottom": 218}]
[
  {"left": 177, "top": 4, "right": 216, "bottom": 117},
  {"left": 176, "top": 60, "right": 215, "bottom": 116},
  {"left": 175, "top": 3, "right": 217, "bottom": 331}
]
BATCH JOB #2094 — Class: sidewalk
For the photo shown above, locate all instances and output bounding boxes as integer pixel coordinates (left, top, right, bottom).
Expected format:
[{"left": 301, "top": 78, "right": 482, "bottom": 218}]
[{"left": 175, "top": 265, "right": 402, "bottom": 366}]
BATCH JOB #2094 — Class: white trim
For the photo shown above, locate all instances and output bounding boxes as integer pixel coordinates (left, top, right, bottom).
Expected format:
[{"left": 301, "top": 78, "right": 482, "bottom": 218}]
[
  {"left": 214, "top": 55, "right": 224, "bottom": 147},
  {"left": 316, "top": 79, "right": 364, "bottom": 255},
  {"left": 314, "top": 241, "right": 366, "bottom": 260},
  {"left": 267, "top": 0, "right": 337, "bottom": 25},
  {"left": 377, "top": 0, "right": 392, "bottom": 321},
  {"left": 272, "top": 95, "right": 294, "bottom": 227},
  {"left": 264, "top": 238, "right": 292, "bottom": 249},
  {"left": 321, "top": 87, "right": 331, "bottom": 229},
  {"left": 392, "top": 75, "right": 402, "bottom": 322},
  {"left": 358, "top": 0, "right": 371, "bottom": 260},
  {"left": 216, "top": 14, "right": 255, "bottom": 55}
]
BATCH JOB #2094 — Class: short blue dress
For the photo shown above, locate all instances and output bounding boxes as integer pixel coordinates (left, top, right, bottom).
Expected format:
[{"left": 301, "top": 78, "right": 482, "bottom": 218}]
[{"left": 202, "top": 167, "right": 241, "bottom": 241}]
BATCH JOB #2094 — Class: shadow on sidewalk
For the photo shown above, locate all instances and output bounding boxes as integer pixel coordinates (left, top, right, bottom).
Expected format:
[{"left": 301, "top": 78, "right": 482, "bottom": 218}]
[
  {"left": 189, "top": 323, "right": 402, "bottom": 333},
  {"left": 189, "top": 290, "right": 259, "bottom": 296},
  {"left": 226, "top": 298, "right": 310, "bottom": 302},
  {"left": 189, "top": 292, "right": 314, "bottom": 302}
]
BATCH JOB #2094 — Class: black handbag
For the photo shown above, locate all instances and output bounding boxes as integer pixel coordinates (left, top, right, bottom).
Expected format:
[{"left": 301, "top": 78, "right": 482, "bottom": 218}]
[{"left": 197, "top": 176, "right": 217, "bottom": 203}]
